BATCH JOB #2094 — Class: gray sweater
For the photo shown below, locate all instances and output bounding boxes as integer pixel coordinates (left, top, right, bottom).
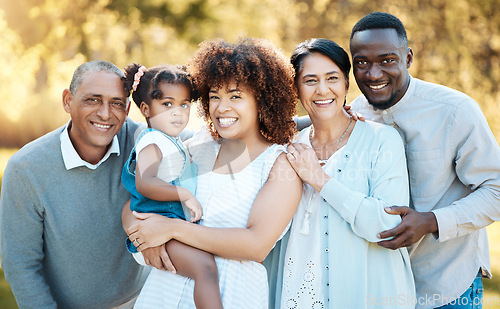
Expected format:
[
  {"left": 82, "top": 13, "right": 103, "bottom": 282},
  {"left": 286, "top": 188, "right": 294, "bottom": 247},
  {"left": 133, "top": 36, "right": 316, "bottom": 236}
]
[{"left": 0, "top": 118, "right": 149, "bottom": 309}]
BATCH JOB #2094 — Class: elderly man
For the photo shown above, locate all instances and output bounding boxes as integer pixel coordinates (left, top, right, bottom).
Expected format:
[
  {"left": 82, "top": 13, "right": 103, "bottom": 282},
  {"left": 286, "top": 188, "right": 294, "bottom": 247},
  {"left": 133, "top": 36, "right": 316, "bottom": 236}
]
[{"left": 0, "top": 60, "right": 148, "bottom": 308}]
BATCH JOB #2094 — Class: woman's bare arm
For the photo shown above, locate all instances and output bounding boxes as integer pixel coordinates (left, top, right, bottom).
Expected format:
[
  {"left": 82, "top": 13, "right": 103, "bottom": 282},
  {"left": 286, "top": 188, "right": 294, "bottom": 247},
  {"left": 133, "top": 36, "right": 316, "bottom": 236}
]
[
  {"left": 122, "top": 200, "right": 176, "bottom": 272},
  {"left": 128, "top": 154, "right": 302, "bottom": 262}
]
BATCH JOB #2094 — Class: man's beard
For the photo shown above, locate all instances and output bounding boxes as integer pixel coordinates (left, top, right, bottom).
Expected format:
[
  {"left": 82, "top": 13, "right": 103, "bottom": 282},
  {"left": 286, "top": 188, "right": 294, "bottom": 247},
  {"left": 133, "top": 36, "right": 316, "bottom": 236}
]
[{"left": 367, "top": 91, "right": 399, "bottom": 110}]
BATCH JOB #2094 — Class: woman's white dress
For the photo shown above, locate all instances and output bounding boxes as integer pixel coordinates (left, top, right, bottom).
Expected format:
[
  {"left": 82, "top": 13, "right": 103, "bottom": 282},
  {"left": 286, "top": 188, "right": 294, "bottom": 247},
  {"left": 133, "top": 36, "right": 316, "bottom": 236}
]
[{"left": 134, "top": 130, "right": 285, "bottom": 309}]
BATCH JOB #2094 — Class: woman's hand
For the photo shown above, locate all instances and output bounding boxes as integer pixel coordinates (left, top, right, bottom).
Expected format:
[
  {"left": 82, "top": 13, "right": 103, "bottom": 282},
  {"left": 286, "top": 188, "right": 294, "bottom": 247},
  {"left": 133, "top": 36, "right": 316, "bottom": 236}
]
[
  {"left": 127, "top": 212, "right": 178, "bottom": 252},
  {"left": 286, "top": 143, "right": 331, "bottom": 192}
]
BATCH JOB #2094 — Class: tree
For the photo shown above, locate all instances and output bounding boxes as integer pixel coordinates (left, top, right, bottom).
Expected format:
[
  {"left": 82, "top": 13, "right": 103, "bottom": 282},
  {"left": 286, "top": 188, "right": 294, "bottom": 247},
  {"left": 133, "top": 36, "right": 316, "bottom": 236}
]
[{"left": 0, "top": 0, "right": 498, "bottom": 147}]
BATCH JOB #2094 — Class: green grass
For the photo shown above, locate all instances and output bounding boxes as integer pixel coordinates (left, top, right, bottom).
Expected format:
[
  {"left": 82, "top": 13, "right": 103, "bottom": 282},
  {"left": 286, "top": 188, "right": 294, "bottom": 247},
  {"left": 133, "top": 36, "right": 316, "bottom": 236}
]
[
  {"left": 0, "top": 148, "right": 17, "bottom": 191},
  {"left": 0, "top": 262, "right": 16, "bottom": 309},
  {"left": 484, "top": 222, "right": 500, "bottom": 308},
  {"left": 0, "top": 149, "right": 18, "bottom": 308}
]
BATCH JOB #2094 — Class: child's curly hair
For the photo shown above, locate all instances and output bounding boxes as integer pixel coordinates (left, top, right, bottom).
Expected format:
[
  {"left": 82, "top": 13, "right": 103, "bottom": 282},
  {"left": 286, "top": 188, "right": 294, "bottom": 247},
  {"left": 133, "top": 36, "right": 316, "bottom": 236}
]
[{"left": 187, "top": 38, "right": 297, "bottom": 144}]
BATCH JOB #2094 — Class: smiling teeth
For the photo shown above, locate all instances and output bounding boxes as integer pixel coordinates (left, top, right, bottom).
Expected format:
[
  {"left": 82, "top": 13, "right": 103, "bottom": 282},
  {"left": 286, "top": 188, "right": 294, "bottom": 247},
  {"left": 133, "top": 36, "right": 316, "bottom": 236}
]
[
  {"left": 370, "top": 84, "right": 387, "bottom": 90},
  {"left": 93, "top": 123, "right": 111, "bottom": 129},
  {"left": 219, "top": 117, "right": 237, "bottom": 125},
  {"left": 314, "top": 99, "right": 333, "bottom": 104}
]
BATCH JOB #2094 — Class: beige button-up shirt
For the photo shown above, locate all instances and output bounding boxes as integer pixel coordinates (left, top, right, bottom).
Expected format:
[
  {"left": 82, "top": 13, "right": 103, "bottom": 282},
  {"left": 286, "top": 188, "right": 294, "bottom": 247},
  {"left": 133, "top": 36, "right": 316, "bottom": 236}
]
[{"left": 351, "top": 76, "right": 500, "bottom": 308}]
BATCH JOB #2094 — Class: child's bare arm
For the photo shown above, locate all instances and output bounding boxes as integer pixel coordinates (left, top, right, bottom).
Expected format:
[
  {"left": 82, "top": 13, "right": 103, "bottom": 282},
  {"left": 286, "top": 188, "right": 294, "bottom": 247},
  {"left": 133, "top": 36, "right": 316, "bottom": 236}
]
[
  {"left": 128, "top": 154, "right": 302, "bottom": 262},
  {"left": 135, "top": 144, "right": 195, "bottom": 202}
]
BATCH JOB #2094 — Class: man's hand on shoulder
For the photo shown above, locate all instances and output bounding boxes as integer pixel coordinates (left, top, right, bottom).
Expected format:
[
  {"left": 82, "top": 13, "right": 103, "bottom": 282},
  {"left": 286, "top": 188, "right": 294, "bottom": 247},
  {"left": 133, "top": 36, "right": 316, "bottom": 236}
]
[{"left": 344, "top": 105, "right": 365, "bottom": 121}]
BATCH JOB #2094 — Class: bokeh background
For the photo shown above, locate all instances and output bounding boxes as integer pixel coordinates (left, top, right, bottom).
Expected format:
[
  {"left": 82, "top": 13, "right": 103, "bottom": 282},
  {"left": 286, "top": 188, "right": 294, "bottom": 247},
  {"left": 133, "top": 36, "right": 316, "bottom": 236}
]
[{"left": 0, "top": 0, "right": 499, "bottom": 307}]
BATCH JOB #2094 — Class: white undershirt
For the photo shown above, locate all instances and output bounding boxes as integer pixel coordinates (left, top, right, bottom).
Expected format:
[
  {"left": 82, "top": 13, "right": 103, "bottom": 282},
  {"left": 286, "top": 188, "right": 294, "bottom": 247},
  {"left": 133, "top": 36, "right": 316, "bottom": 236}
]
[{"left": 60, "top": 121, "right": 120, "bottom": 170}]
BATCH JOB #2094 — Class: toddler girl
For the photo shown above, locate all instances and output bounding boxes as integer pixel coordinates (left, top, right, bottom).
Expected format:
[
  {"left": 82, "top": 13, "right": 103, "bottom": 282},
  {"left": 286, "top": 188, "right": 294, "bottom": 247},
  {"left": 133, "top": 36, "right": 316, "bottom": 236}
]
[{"left": 121, "top": 63, "right": 223, "bottom": 309}]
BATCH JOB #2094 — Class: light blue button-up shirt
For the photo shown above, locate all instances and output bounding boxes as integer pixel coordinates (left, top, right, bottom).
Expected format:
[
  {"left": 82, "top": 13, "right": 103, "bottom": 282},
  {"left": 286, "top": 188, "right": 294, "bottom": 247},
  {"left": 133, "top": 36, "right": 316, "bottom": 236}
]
[{"left": 351, "top": 76, "right": 500, "bottom": 308}]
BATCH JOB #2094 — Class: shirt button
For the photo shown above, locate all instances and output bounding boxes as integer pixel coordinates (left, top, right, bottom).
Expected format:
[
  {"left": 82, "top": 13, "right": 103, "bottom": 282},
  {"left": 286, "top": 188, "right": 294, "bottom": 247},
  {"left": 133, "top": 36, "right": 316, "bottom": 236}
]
[
  {"left": 325, "top": 248, "right": 329, "bottom": 253},
  {"left": 382, "top": 110, "right": 388, "bottom": 115},
  {"left": 337, "top": 169, "right": 342, "bottom": 173},
  {"left": 344, "top": 154, "right": 350, "bottom": 159},
  {"left": 325, "top": 265, "right": 329, "bottom": 270},
  {"left": 324, "top": 215, "right": 328, "bottom": 219},
  {"left": 325, "top": 231, "right": 328, "bottom": 235}
]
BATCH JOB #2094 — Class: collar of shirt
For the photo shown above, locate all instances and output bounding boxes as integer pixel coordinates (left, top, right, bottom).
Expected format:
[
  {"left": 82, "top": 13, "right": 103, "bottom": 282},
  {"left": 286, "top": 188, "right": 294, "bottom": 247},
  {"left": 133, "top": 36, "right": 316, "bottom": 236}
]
[{"left": 60, "top": 121, "right": 120, "bottom": 170}]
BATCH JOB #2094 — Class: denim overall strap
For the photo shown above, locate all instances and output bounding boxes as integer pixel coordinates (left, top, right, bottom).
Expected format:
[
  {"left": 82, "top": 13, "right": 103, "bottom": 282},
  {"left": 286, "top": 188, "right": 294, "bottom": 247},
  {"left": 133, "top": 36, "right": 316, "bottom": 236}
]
[
  {"left": 122, "top": 129, "right": 196, "bottom": 253},
  {"left": 168, "top": 136, "right": 198, "bottom": 197}
]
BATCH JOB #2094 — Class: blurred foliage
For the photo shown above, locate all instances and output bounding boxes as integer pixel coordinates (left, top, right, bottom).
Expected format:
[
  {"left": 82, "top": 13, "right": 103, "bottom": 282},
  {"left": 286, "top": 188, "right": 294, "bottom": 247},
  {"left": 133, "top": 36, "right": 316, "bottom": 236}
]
[{"left": 0, "top": 0, "right": 498, "bottom": 148}]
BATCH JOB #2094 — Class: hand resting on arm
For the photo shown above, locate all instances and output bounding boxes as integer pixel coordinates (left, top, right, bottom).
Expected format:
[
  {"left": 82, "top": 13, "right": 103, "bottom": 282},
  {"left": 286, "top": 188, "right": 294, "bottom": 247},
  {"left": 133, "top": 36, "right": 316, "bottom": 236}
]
[{"left": 127, "top": 154, "right": 302, "bottom": 262}]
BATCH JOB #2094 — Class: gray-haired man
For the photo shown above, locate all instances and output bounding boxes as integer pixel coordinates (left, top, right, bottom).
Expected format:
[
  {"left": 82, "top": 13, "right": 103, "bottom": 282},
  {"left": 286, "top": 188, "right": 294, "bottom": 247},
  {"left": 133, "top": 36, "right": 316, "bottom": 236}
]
[{"left": 0, "top": 60, "right": 148, "bottom": 308}]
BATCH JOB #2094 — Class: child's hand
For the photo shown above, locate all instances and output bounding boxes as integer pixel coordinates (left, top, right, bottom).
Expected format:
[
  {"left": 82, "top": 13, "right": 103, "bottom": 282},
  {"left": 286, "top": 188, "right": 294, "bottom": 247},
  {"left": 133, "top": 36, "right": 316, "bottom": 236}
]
[
  {"left": 183, "top": 196, "right": 203, "bottom": 222},
  {"left": 141, "top": 244, "right": 176, "bottom": 273}
]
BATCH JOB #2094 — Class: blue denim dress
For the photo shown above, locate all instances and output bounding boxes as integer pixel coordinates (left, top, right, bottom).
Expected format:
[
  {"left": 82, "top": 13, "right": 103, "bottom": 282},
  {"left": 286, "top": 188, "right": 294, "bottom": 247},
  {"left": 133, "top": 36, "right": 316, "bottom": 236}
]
[{"left": 121, "top": 128, "right": 198, "bottom": 253}]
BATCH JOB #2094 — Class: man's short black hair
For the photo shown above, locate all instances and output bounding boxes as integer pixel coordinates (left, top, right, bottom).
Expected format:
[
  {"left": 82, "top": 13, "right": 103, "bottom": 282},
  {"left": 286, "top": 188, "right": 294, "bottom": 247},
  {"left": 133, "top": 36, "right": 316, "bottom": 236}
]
[{"left": 350, "top": 12, "right": 408, "bottom": 45}]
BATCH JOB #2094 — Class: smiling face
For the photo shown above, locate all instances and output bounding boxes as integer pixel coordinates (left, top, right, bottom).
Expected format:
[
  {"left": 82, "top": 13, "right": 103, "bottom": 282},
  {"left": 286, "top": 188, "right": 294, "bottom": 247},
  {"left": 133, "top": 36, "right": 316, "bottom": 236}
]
[
  {"left": 208, "top": 81, "right": 260, "bottom": 141},
  {"left": 62, "top": 71, "right": 129, "bottom": 161},
  {"left": 350, "top": 28, "right": 413, "bottom": 109},
  {"left": 141, "top": 82, "right": 191, "bottom": 137},
  {"left": 297, "top": 52, "right": 348, "bottom": 123}
]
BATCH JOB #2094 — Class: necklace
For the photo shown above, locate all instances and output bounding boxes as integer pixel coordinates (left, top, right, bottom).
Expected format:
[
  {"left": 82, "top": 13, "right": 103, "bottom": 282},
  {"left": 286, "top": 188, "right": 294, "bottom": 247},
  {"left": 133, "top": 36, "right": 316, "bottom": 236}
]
[{"left": 309, "top": 116, "right": 353, "bottom": 152}]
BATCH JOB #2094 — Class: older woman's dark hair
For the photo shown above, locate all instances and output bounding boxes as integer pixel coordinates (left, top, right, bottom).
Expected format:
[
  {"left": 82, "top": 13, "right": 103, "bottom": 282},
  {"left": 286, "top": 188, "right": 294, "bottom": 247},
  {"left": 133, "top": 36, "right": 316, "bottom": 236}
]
[
  {"left": 187, "top": 38, "right": 297, "bottom": 144},
  {"left": 291, "top": 38, "right": 351, "bottom": 86}
]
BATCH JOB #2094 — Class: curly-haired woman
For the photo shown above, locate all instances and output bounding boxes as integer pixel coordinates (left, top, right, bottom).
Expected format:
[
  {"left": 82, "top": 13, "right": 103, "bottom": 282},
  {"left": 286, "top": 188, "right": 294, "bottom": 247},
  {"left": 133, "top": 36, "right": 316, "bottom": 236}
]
[{"left": 124, "top": 38, "right": 302, "bottom": 308}]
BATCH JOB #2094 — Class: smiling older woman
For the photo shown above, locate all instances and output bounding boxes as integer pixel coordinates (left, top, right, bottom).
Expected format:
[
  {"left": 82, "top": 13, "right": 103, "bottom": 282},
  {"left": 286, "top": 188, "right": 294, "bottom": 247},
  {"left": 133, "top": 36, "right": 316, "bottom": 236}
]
[{"left": 277, "top": 38, "right": 416, "bottom": 309}]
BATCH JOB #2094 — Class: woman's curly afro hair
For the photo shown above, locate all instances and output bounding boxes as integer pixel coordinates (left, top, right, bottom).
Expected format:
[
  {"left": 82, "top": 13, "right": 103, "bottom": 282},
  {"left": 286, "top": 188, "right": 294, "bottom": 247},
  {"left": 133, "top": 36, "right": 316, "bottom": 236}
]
[{"left": 187, "top": 38, "right": 297, "bottom": 144}]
